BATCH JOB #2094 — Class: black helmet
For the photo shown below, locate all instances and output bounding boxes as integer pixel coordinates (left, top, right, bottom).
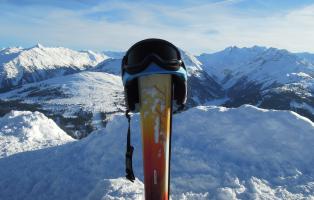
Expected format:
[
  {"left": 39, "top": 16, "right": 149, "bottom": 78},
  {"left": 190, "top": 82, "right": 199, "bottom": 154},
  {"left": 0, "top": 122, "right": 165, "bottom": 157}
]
[{"left": 121, "top": 38, "right": 188, "bottom": 112}]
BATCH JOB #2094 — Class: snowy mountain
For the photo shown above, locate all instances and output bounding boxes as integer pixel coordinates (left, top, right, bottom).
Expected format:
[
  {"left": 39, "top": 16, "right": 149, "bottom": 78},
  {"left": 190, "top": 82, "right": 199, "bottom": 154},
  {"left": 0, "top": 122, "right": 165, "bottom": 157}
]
[
  {"left": 180, "top": 50, "right": 224, "bottom": 106},
  {"left": 0, "top": 71, "right": 124, "bottom": 138},
  {"left": 0, "top": 105, "right": 313, "bottom": 199},
  {"left": 97, "top": 46, "right": 314, "bottom": 120},
  {"left": 198, "top": 46, "right": 314, "bottom": 121},
  {"left": 0, "top": 110, "right": 74, "bottom": 158},
  {"left": 0, "top": 50, "right": 223, "bottom": 137},
  {"left": 0, "top": 44, "right": 313, "bottom": 139},
  {"left": 0, "top": 44, "right": 108, "bottom": 92},
  {"left": 198, "top": 46, "right": 314, "bottom": 89}
]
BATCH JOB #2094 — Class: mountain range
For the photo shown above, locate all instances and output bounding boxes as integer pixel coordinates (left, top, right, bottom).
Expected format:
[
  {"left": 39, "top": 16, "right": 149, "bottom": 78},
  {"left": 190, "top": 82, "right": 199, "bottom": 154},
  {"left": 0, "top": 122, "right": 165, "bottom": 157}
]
[{"left": 0, "top": 44, "right": 313, "bottom": 138}]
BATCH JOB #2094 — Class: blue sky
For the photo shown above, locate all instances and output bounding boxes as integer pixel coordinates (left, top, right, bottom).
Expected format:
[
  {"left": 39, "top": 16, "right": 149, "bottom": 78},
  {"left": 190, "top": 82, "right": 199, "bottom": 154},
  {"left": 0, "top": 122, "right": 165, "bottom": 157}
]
[{"left": 1, "top": 0, "right": 314, "bottom": 54}]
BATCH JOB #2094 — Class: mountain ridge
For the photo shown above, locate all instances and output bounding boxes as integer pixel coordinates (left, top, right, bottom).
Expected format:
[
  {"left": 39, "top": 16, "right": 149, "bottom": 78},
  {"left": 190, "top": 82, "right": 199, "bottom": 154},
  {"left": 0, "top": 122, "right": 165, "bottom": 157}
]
[
  {"left": 0, "top": 44, "right": 313, "bottom": 138},
  {"left": 0, "top": 44, "right": 108, "bottom": 92}
]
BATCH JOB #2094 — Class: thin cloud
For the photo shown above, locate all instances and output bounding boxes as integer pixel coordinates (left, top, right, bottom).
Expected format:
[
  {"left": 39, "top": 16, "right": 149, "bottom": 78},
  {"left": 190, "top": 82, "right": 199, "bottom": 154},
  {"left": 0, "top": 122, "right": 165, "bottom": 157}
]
[{"left": 0, "top": 1, "right": 314, "bottom": 54}]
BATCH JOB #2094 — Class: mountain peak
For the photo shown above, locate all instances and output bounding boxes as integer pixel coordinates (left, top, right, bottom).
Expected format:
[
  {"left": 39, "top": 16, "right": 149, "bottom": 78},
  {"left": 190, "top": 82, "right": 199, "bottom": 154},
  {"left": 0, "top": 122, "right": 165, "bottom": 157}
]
[
  {"left": 0, "top": 44, "right": 108, "bottom": 89},
  {"left": 34, "top": 43, "right": 44, "bottom": 49},
  {"left": 223, "top": 45, "right": 267, "bottom": 53},
  {"left": 225, "top": 45, "right": 239, "bottom": 51}
]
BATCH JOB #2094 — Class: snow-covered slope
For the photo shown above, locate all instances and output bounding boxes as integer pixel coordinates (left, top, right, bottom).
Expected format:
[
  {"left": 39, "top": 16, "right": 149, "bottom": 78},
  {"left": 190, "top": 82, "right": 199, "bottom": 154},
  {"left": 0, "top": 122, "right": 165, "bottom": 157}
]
[
  {"left": 198, "top": 46, "right": 314, "bottom": 88},
  {"left": 198, "top": 46, "right": 314, "bottom": 121},
  {"left": 0, "top": 44, "right": 108, "bottom": 91},
  {"left": 0, "top": 71, "right": 124, "bottom": 138},
  {"left": 181, "top": 50, "right": 224, "bottom": 106},
  {"left": 0, "top": 105, "right": 313, "bottom": 199},
  {"left": 296, "top": 52, "right": 314, "bottom": 64},
  {"left": 0, "top": 110, "right": 74, "bottom": 158},
  {"left": 102, "top": 51, "right": 125, "bottom": 59},
  {"left": 198, "top": 46, "right": 268, "bottom": 83},
  {"left": 94, "top": 58, "right": 122, "bottom": 75}
]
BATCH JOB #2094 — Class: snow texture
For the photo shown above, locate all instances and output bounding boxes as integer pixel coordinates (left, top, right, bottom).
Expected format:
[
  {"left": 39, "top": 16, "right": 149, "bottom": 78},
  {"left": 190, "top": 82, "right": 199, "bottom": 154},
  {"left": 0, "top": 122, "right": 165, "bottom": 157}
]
[
  {"left": 0, "top": 71, "right": 124, "bottom": 117},
  {"left": 0, "top": 105, "right": 314, "bottom": 199},
  {"left": 198, "top": 46, "right": 314, "bottom": 90},
  {"left": 0, "top": 44, "right": 108, "bottom": 88},
  {"left": 0, "top": 110, "right": 74, "bottom": 158}
]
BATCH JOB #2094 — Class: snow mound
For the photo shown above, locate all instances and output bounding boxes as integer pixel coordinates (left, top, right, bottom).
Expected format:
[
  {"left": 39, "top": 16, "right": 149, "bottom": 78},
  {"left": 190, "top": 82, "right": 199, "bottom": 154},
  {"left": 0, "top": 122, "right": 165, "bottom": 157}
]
[
  {"left": 0, "top": 110, "right": 74, "bottom": 158},
  {"left": 87, "top": 178, "right": 144, "bottom": 200},
  {"left": 0, "top": 105, "right": 314, "bottom": 199}
]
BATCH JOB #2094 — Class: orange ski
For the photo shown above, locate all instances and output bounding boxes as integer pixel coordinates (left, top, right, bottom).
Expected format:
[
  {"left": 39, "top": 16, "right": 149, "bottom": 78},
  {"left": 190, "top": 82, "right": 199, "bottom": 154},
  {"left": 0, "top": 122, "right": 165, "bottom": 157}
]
[{"left": 139, "top": 74, "right": 172, "bottom": 200}]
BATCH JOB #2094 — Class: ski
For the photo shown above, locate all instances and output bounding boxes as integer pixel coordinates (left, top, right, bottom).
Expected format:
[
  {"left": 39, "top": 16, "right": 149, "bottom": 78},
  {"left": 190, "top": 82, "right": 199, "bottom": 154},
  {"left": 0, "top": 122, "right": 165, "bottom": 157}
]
[{"left": 139, "top": 74, "right": 172, "bottom": 200}]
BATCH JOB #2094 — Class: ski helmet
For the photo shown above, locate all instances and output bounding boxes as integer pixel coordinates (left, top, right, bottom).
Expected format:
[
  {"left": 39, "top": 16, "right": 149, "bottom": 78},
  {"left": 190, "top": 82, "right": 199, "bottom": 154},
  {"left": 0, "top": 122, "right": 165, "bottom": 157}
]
[{"left": 121, "top": 38, "right": 188, "bottom": 112}]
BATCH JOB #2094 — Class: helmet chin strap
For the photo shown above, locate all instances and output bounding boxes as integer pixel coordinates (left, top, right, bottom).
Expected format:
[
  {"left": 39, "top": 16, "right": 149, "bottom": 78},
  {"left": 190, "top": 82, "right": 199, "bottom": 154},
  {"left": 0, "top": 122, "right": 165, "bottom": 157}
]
[{"left": 125, "top": 110, "right": 135, "bottom": 182}]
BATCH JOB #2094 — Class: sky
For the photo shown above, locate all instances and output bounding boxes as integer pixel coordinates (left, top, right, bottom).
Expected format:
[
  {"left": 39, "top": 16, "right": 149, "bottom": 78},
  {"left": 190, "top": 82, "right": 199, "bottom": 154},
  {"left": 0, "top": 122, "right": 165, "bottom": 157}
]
[{"left": 1, "top": 0, "right": 314, "bottom": 54}]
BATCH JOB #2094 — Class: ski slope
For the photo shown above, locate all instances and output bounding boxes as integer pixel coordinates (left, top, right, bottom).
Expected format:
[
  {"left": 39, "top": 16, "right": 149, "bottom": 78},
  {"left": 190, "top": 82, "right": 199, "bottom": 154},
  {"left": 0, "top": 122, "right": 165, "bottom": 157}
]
[{"left": 0, "top": 105, "right": 313, "bottom": 199}]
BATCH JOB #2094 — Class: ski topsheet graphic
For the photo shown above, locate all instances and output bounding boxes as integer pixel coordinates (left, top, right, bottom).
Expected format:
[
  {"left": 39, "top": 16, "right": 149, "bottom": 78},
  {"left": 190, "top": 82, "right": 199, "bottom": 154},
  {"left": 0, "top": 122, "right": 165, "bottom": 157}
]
[
  {"left": 121, "top": 38, "right": 187, "bottom": 200},
  {"left": 139, "top": 74, "right": 172, "bottom": 200}
]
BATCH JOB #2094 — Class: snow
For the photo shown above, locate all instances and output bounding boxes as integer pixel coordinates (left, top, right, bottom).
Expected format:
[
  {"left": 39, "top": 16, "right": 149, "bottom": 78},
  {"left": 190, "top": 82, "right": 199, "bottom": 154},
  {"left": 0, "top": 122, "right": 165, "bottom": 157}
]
[
  {"left": 102, "top": 51, "right": 125, "bottom": 59},
  {"left": 180, "top": 50, "right": 203, "bottom": 76},
  {"left": 290, "top": 72, "right": 313, "bottom": 79},
  {"left": 0, "top": 110, "right": 74, "bottom": 158},
  {"left": 198, "top": 46, "right": 267, "bottom": 82},
  {"left": 269, "top": 79, "right": 314, "bottom": 99},
  {"left": 42, "top": 72, "right": 124, "bottom": 114},
  {"left": 0, "top": 105, "right": 314, "bottom": 199},
  {"left": 0, "top": 44, "right": 108, "bottom": 88},
  {"left": 94, "top": 58, "right": 123, "bottom": 75},
  {"left": 0, "top": 71, "right": 124, "bottom": 116},
  {"left": 0, "top": 47, "right": 23, "bottom": 66},
  {"left": 87, "top": 178, "right": 144, "bottom": 200},
  {"left": 198, "top": 46, "right": 314, "bottom": 89}
]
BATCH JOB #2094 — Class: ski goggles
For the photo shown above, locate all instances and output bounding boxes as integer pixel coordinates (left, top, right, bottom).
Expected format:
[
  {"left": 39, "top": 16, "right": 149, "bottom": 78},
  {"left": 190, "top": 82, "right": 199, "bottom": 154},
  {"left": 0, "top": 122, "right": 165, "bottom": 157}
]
[{"left": 122, "top": 38, "right": 185, "bottom": 75}]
